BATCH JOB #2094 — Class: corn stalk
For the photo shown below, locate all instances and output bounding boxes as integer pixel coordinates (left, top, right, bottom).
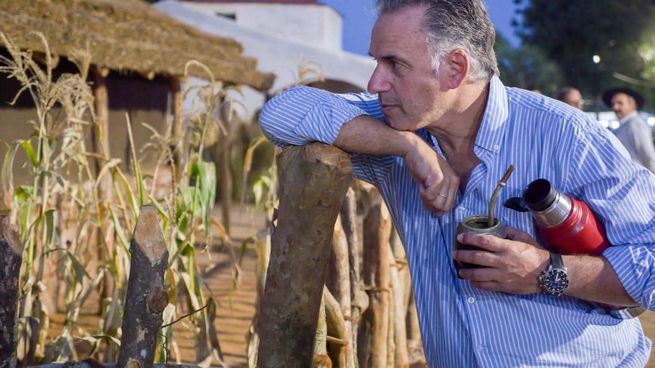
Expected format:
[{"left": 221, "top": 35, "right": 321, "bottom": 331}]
[{"left": 0, "top": 33, "right": 233, "bottom": 366}]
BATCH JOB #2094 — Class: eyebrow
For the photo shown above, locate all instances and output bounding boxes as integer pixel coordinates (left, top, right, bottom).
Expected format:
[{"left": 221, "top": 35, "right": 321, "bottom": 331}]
[{"left": 369, "top": 52, "right": 405, "bottom": 64}]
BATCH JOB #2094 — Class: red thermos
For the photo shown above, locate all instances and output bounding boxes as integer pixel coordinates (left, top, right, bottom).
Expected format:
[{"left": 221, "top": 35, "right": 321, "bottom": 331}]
[
  {"left": 523, "top": 179, "right": 609, "bottom": 255},
  {"left": 521, "top": 179, "right": 645, "bottom": 316}
]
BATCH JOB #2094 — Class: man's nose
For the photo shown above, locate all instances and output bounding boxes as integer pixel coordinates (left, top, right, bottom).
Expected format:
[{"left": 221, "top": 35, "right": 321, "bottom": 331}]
[{"left": 367, "top": 66, "right": 391, "bottom": 94}]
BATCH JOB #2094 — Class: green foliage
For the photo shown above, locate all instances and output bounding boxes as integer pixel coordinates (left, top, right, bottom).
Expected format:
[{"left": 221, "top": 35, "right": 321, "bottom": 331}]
[
  {"left": 514, "top": 0, "right": 655, "bottom": 105},
  {"left": 0, "top": 32, "right": 230, "bottom": 365},
  {"left": 495, "top": 33, "right": 563, "bottom": 96}
]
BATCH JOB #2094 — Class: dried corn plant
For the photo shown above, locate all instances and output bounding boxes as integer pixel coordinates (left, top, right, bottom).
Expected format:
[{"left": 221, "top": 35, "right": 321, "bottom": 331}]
[
  {"left": 0, "top": 32, "right": 232, "bottom": 366},
  {"left": 0, "top": 31, "right": 99, "bottom": 363},
  {"left": 267, "top": 59, "right": 325, "bottom": 97}
]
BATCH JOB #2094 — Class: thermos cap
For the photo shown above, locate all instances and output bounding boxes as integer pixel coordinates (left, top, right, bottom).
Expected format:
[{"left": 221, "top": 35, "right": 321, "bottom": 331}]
[{"left": 524, "top": 178, "right": 557, "bottom": 211}]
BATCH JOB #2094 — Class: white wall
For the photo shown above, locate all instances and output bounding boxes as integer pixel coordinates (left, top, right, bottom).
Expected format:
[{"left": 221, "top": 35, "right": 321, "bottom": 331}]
[
  {"left": 180, "top": 2, "right": 343, "bottom": 52},
  {"left": 155, "top": 1, "right": 376, "bottom": 119}
]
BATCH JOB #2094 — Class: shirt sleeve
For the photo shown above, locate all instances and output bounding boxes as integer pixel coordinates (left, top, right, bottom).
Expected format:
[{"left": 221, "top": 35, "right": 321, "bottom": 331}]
[
  {"left": 565, "top": 121, "right": 655, "bottom": 309},
  {"left": 258, "top": 86, "right": 396, "bottom": 185},
  {"left": 258, "top": 86, "right": 383, "bottom": 147}
]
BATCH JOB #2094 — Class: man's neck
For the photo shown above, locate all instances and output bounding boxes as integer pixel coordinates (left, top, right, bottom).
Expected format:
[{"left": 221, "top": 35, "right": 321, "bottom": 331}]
[
  {"left": 426, "top": 81, "right": 490, "bottom": 153},
  {"left": 426, "top": 80, "right": 490, "bottom": 192}
]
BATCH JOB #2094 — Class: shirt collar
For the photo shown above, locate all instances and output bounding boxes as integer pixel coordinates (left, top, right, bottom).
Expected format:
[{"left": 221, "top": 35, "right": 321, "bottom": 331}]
[{"left": 474, "top": 75, "right": 509, "bottom": 155}]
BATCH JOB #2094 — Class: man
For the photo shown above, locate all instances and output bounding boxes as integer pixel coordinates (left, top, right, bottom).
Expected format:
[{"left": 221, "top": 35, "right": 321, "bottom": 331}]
[
  {"left": 603, "top": 87, "right": 655, "bottom": 172},
  {"left": 557, "top": 86, "right": 584, "bottom": 109},
  {"left": 260, "top": 0, "right": 655, "bottom": 366}
]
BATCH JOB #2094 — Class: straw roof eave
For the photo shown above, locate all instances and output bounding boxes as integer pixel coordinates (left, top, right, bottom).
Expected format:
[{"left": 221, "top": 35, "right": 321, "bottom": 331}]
[{"left": 0, "top": 0, "right": 275, "bottom": 91}]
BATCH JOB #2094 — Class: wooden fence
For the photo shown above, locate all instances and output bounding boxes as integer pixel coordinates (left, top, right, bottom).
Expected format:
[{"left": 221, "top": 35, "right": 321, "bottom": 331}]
[
  {"left": 1, "top": 143, "right": 424, "bottom": 368},
  {"left": 0, "top": 206, "right": 195, "bottom": 368},
  {"left": 255, "top": 143, "right": 424, "bottom": 368}
]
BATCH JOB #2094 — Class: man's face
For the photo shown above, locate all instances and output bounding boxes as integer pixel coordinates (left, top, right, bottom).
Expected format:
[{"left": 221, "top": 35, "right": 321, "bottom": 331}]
[
  {"left": 611, "top": 93, "right": 636, "bottom": 119},
  {"left": 563, "top": 90, "right": 583, "bottom": 110},
  {"left": 367, "top": 5, "right": 446, "bottom": 131}
]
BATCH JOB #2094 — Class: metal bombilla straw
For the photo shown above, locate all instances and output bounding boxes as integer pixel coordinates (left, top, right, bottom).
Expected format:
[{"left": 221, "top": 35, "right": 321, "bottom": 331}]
[{"left": 488, "top": 164, "right": 515, "bottom": 226}]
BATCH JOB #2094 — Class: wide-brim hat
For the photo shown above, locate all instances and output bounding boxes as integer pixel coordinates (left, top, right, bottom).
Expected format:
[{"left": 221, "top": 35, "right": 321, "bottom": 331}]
[{"left": 602, "top": 87, "right": 645, "bottom": 110}]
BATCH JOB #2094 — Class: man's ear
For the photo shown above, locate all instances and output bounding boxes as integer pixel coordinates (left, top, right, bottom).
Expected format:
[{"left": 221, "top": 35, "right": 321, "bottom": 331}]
[{"left": 444, "top": 49, "right": 469, "bottom": 89}]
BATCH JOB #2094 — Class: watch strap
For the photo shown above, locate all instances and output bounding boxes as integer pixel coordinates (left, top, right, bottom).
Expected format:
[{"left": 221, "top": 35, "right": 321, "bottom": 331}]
[
  {"left": 550, "top": 252, "right": 565, "bottom": 270},
  {"left": 538, "top": 252, "right": 569, "bottom": 296}
]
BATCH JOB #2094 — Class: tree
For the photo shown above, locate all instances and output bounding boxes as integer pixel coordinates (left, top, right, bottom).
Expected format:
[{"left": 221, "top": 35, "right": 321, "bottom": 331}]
[
  {"left": 514, "top": 0, "right": 655, "bottom": 108},
  {"left": 495, "top": 33, "right": 563, "bottom": 97}
]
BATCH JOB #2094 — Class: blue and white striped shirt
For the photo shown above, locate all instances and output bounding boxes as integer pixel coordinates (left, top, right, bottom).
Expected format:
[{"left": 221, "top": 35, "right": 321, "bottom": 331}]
[{"left": 259, "top": 76, "right": 655, "bottom": 367}]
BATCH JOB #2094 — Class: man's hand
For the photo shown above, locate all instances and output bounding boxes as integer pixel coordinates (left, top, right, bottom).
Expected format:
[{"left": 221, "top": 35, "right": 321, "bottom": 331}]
[
  {"left": 334, "top": 116, "right": 459, "bottom": 216},
  {"left": 403, "top": 138, "right": 459, "bottom": 216},
  {"left": 453, "top": 227, "right": 549, "bottom": 294}
]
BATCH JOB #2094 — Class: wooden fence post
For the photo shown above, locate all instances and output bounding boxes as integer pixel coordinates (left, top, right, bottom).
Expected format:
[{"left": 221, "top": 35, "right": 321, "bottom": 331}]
[
  {"left": 327, "top": 216, "right": 355, "bottom": 367},
  {"left": 359, "top": 191, "right": 392, "bottom": 368},
  {"left": 389, "top": 229, "right": 410, "bottom": 368},
  {"left": 117, "top": 206, "right": 169, "bottom": 368},
  {"left": 340, "top": 187, "right": 367, "bottom": 366},
  {"left": 0, "top": 215, "right": 21, "bottom": 368},
  {"left": 257, "top": 143, "right": 352, "bottom": 368}
]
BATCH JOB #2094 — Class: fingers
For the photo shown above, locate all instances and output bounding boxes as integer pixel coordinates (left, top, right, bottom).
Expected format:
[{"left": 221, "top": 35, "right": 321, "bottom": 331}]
[
  {"left": 458, "top": 263, "right": 527, "bottom": 294},
  {"left": 419, "top": 185, "right": 446, "bottom": 215},
  {"left": 455, "top": 232, "right": 547, "bottom": 295},
  {"left": 419, "top": 172, "right": 458, "bottom": 214},
  {"left": 433, "top": 155, "right": 459, "bottom": 211},
  {"left": 454, "top": 247, "right": 500, "bottom": 268},
  {"left": 462, "top": 269, "right": 536, "bottom": 295},
  {"left": 458, "top": 267, "right": 498, "bottom": 282},
  {"left": 456, "top": 232, "right": 506, "bottom": 252},
  {"left": 459, "top": 229, "right": 541, "bottom": 253},
  {"left": 403, "top": 141, "right": 459, "bottom": 215}
]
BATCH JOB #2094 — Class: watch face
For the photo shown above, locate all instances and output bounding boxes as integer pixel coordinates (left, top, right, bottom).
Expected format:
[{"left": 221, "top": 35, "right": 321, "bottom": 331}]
[{"left": 539, "top": 268, "right": 569, "bottom": 296}]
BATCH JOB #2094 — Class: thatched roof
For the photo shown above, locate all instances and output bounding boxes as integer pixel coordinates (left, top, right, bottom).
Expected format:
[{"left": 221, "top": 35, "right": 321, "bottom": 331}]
[{"left": 0, "top": 0, "right": 275, "bottom": 91}]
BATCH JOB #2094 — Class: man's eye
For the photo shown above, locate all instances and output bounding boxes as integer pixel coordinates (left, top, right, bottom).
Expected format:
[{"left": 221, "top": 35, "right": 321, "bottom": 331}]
[{"left": 392, "top": 61, "right": 407, "bottom": 72}]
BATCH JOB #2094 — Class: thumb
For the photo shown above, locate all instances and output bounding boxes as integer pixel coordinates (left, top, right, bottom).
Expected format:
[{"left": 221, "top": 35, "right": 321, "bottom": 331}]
[{"left": 505, "top": 227, "right": 539, "bottom": 245}]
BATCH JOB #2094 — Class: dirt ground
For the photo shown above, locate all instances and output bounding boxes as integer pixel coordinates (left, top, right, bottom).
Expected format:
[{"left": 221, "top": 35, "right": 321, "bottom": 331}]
[
  {"left": 48, "top": 205, "right": 263, "bottom": 367},
  {"left": 640, "top": 312, "right": 655, "bottom": 367},
  {"left": 49, "top": 205, "right": 655, "bottom": 367}
]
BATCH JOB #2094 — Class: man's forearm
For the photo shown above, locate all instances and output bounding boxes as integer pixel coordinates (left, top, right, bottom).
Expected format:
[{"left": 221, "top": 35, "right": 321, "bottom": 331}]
[
  {"left": 564, "top": 254, "right": 637, "bottom": 306},
  {"left": 334, "top": 115, "right": 419, "bottom": 157},
  {"left": 335, "top": 115, "right": 460, "bottom": 215}
]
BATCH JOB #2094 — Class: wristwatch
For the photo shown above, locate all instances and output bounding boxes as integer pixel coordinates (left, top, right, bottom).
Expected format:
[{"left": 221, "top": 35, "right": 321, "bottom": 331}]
[{"left": 538, "top": 252, "right": 569, "bottom": 296}]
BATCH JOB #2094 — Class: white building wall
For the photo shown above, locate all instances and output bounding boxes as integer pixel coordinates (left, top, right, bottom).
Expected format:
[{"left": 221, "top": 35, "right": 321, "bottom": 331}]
[
  {"left": 155, "top": 0, "right": 376, "bottom": 118},
  {"left": 180, "top": 3, "right": 343, "bottom": 52}
]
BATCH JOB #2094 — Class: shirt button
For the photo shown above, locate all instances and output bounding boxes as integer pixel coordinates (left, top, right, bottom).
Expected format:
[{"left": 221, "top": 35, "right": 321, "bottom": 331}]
[
  {"left": 493, "top": 144, "right": 500, "bottom": 151},
  {"left": 477, "top": 346, "right": 485, "bottom": 352},
  {"left": 467, "top": 297, "right": 475, "bottom": 304},
  {"left": 458, "top": 207, "right": 466, "bottom": 212}
]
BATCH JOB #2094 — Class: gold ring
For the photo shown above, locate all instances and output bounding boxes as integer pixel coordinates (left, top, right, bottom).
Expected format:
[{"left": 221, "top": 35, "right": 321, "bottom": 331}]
[{"left": 438, "top": 193, "right": 448, "bottom": 198}]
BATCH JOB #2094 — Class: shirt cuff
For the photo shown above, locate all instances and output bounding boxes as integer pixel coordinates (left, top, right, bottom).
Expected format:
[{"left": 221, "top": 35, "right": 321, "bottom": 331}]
[{"left": 603, "top": 245, "right": 653, "bottom": 308}]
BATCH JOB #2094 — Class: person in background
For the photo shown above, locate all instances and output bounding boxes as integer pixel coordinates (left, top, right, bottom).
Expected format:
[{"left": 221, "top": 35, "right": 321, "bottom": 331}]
[
  {"left": 603, "top": 87, "right": 655, "bottom": 172},
  {"left": 557, "top": 86, "right": 584, "bottom": 109},
  {"left": 260, "top": 0, "right": 655, "bottom": 366}
]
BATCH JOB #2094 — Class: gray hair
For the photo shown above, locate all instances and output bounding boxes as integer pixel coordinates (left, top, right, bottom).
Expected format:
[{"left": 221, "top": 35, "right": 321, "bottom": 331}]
[{"left": 377, "top": 0, "right": 499, "bottom": 82}]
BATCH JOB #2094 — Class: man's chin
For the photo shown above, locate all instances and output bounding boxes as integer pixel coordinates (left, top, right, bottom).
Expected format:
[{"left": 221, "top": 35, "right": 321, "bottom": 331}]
[{"left": 386, "top": 118, "right": 415, "bottom": 132}]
